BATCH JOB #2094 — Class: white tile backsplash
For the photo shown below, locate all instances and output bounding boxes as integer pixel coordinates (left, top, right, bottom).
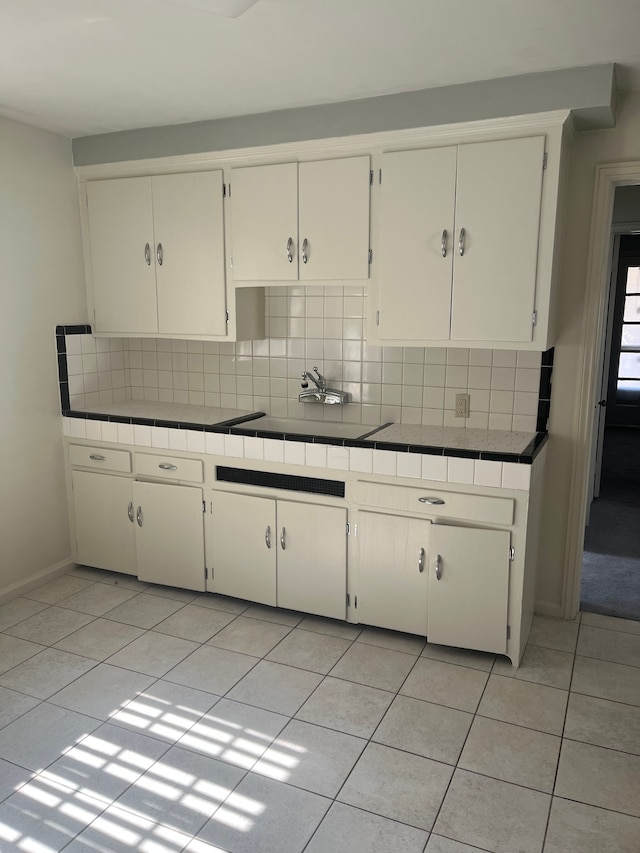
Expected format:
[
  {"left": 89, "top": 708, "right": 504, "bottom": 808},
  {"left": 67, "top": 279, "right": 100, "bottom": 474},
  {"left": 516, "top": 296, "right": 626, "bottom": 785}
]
[{"left": 64, "top": 293, "right": 547, "bottom": 432}]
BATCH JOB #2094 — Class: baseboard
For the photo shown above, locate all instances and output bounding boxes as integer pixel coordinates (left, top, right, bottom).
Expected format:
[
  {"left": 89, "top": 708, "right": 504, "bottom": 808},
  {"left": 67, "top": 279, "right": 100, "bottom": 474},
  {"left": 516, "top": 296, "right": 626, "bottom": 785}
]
[
  {"left": 0, "top": 557, "right": 74, "bottom": 606},
  {"left": 534, "top": 599, "right": 565, "bottom": 619}
]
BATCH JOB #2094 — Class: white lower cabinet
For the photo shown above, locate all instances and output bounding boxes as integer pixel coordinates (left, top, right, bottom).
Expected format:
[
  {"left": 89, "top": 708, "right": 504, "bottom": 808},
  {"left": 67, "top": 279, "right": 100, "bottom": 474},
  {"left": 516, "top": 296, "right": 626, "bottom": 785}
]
[
  {"left": 206, "top": 490, "right": 347, "bottom": 620},
  {"left": 133, "top": 481, "right": 205, "bottom": 592},
  {"left": 356, "top": 510, "right": 511, "bottom": 655},
  {"left": 71, "top": 470, "right": 137, "bottom": 576}
]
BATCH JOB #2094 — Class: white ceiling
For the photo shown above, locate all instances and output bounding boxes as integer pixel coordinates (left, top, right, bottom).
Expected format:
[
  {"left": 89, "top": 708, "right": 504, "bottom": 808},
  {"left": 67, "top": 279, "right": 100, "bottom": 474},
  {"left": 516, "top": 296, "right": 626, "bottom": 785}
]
[{"left": 1, "top": 0, "right": 639, "bottom": 139}]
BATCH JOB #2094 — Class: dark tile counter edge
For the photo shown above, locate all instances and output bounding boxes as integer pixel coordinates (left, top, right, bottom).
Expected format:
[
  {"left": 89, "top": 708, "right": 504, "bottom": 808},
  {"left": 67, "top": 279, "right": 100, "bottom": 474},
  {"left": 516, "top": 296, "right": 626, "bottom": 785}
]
[{"left": 62, "top": 410, "right": 548, "bottom": 464}]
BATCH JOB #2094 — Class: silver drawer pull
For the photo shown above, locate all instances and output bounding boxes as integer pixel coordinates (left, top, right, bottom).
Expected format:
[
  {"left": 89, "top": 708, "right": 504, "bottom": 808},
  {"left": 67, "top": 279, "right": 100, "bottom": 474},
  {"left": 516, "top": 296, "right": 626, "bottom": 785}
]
[
  {"left": 418, "top": 547, "right": 425, "bottom": 573},
  {"left": 280, "top": 527, "right": 286, "bottom": 550},
  {"left": 127, "top": 501, "right": 134, "bottom": 523},
  {"left": 286, "top": 237, "right": 294, "bottom": 263},
  {"left": 158, "top": 463, "right": 177, "bottom": 471},
  {"left": 418, "top": 497, "right": 445, "bottom": 505},
  {"left": 435, "top": 554, "right": 442, "bottom": 581},
  {"left": 156, "top": 242, "right": 163, "bottom": 266},
  {"left": 302, "top": 238, "right": 309, "bottom": 264},
  {"left": 265, "top": 525, "right": 271, "bottom": 549},
  {"left": 441, "top": 229, "right": 448, "bottom": 258},
  {"left": 144, "top": 243, "right": 151, "bottom": 265},
  {"left": 89, "top": 454, "right": 106, "bottom": 461},
  {"left": 136, "top": 506, "right": 144, "bottom": 528},
  {"left": 458, "top": 227, "right": 466, "bottom": 256}
]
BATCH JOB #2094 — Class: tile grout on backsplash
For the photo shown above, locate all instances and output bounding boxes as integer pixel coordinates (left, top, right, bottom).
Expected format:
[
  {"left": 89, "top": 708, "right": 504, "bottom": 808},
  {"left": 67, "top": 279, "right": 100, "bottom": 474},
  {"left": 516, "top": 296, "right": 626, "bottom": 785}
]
[{"left": 58, "top": 286, "right": 552, "bottom": 432}]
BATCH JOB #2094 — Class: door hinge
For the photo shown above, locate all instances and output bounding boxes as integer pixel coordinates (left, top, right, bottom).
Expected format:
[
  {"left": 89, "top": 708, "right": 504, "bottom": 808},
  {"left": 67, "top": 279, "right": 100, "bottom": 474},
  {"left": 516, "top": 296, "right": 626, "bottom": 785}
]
[
  {"left": 354, "top": 595, "right": 357, "bottom": 609},
  {"left": 509, "top": 546, "right": 515, "bottom": 561},
  {"left": 346, "top": 521, "right": 351, "bottom": 535},
  {"left": 532, "top": 310, "right": 538, "bottom": 327},
  {"left": 205, "top": 566, "right": 209, "bottom": 580},
  {"left": 223, "top": 183, "right": 227, "bottom": 198},
  {"left": 225, "top": 310, "right": 230, "bottom": 324},
  {"left": 346, "top": 593, "right": 350, "bottom": 607},
  {"left": 379, "top": 168, "right": 382, "bottom": 184},
  {"left": 202, "top": 500, "right": 206, "bottom": 513},
  {"left": 376, "top": 310, "right": 380, "bottom": 326},
  {"left": 543, "top": 152, "right": 548, "bottom": 170},
  {"left": 368, "top": 249, "right": 373, "bottom": 265},
  {"left": 369, "top": 169, "right": 374, "bottom": 186},
  {"left": 506, "top": 624, "right": 511, "bottom": 640}
]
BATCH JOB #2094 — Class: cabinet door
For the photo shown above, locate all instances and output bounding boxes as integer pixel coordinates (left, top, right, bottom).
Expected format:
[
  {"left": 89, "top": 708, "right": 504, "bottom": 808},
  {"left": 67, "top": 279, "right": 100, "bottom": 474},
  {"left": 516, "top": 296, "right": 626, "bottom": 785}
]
[
  {"left": 133, "top": 481, "right": 205, "bottom": 591},
  {"left": 152, "top": 172, "right": 228, "bottom": 337},
  {"left": 451, "top": 135, "right": 545, "bottom": 343},
  {"left": 298, "top": 156, "right": 371, "bottom": 280},
  {"left": 206, "top": 491, "right": 277, "bottom": 606},
  {"left": 277, "top": 502, "right": 347, "bottom": 620},
  {"left": 71, "top": 471, "right": 136, "bottom": 575},
  {"left": 429, "top": 524, "right": 510, "bottom": 654},
  {"left": 230, "top": 162, "right": 298, "bottom": 281},
  {"left": 86, "top": 177, "right": 158, "bottom": 334},
  {"left": 357, "top": 511, "right": 429, "bottom": 636},
  {"left": 377, "top": 147, "right": 456, "bottom": 340}
]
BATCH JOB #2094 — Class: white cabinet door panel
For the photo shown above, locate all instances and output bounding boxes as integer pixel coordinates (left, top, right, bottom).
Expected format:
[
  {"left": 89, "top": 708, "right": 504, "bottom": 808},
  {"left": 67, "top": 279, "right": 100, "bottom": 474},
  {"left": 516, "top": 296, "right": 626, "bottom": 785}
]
[
  {"left": 153, "top": 172, "right": 227, "bottom": 337},
  {"left": 277, "top": 502, "right": 347, "bottom": 620},
  {"left": 299, "top": 156, "right": 371, "bottom": 280},
  {"left": 72, "top": 471, "right": 136, "bottom": 575},
  {"left": 87, "top": 177, "right": 158, "bottom": 334},
  {"left": 429, "top": 524, "right": 510, "bottom": 654},
  {"left": 451, "top": 135, "right": 545, "bottom": 342},
  {"left": 230, "top": 162, "right": 298, "bottom": 281},
  {"left": 378, "top": 147, "right": 456, "bottom": 340},
  {"left": 133, "top": 481, "right": 205, "bottom": 591},
  {"left": 206, "top": 491, "right": 277, "bottom": 606},
  {"left": 357, "top": 511, "right": 429, "bottom": 636}
]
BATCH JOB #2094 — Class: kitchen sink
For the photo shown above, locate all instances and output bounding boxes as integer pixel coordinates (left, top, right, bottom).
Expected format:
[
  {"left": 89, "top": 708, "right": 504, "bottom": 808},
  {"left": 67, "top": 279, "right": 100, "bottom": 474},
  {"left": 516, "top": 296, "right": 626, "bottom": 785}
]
[{"left": 232, "top": 416, "right": 384, "bottom": 440}]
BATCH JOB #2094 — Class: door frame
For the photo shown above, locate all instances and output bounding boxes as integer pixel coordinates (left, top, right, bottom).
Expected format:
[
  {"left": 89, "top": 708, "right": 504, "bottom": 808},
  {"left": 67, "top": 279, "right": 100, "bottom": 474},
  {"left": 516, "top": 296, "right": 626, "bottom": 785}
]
[{"left": 564, "top": 162, "right": 640, "bottom": 618}]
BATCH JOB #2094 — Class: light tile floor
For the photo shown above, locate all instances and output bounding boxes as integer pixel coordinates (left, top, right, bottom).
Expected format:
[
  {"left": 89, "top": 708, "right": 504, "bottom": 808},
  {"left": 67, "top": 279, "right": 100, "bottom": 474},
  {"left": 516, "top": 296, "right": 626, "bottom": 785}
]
[{"left": 0, "top": 567, "right": 638, "bottom": 853}]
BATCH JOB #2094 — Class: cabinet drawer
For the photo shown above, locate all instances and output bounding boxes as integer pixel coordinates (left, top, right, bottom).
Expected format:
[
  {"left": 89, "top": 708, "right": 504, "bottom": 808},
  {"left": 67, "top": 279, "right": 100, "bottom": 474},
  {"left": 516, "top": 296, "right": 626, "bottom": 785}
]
[
  {"left": 357, "top": 481, "right": 514, "bottom": 526},
  {"left": 69, "top": 444, "right": 131, "bottom": 473},
  {"left": 135, "top": 453, "right": 203, "bottom": 483}
]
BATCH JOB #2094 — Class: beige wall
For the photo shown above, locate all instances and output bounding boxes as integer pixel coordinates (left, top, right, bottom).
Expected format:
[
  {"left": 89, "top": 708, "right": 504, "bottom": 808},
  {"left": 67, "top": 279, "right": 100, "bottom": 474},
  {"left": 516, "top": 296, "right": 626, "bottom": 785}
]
[
  {"left": 536, "top": 91, "right": 640, "bottom": 613},
  {"left": 0, "top": 117, "right": 86, "bottom": 594}
]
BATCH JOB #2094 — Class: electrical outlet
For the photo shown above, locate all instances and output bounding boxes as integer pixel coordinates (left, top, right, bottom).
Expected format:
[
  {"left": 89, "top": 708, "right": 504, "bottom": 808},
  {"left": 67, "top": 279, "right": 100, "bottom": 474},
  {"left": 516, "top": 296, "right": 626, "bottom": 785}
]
[{"left": 455, "top": 393, "right": 470, "bottom": 418}]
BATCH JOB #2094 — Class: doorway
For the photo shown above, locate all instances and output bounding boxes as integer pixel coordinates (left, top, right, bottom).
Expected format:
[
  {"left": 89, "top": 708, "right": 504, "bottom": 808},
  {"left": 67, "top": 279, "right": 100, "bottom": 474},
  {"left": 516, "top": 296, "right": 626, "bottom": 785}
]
[{"left": 581, "top": 227, "right": 640, "bottom": 621}]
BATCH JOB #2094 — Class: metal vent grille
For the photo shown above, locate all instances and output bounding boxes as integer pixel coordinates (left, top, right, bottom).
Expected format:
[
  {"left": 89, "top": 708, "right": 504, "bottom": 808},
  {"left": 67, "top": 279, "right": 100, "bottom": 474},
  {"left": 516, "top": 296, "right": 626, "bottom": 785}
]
[{"left": 216, "top": 466, "right": 345, "bottom": 498}]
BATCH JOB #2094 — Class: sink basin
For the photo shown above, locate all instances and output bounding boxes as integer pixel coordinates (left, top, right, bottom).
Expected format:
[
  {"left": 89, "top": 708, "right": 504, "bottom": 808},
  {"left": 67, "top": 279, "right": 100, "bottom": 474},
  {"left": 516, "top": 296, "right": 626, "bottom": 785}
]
[{"left": 234, "top": 416, "right": 380, "bottom": 440}]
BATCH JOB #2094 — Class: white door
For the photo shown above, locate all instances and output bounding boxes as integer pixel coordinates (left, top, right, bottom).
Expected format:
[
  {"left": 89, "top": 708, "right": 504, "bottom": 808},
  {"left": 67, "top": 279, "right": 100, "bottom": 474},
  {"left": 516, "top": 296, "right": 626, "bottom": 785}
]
[
  {"left": 356, "top": 511, "right": 429, "bottom": 636},
  {"left": 133, "top": 481, "right": 205, "bottom": 591},
  {"left": 451, "top": 135, "right": 545, "bottom": 342},
  {"left": 429, "top": 524, "right": 510, "bottom": 654},
  {"left": 86, "top": 177, "right": 158, "bottom": 334},
  {"left": 377, "top": 147, "right": 456, "bottom": 340},
  {"left": 206, "top": 491, "right": 277, "bottom": 606},
  {"left": 298, "top": 156, "right": 371, "bottom": 280},
  {"left": 229, "top": 162, "right": 298, "bottom": 281},
  {"left": 72, "top": 471, "right": 136, "bottom": 575},
  {"left": 153, "top": 172, "right": 228, "bottom": 337},
  {"left": 277, "top": 502, "right": 347, "bottom": 620}
]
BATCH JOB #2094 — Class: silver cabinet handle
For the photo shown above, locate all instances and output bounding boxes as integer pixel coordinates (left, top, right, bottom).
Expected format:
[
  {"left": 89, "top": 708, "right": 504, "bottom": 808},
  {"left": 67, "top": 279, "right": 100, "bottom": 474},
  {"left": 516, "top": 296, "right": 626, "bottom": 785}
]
[
  {"left": 127, "top": 501, "right": 134, "bottom": 523},
  {"left": 89, "top": 454, "right": 106, "bottom": 462},
  {"left": 302, "top": 238, "right": 309, "bottom": 264},
  {"left": 144, "top": 243, "right": 151, "bottom": 265},
  {"left": 156, "top": 243, "right": 163, "bottom": 266},
  {"left": 435, "top": 554, "right": 442, "bottom": 581},
  {"left": 158, "top": 463, "right": 177, "bottom": 471},
  {"left": 265, "top": 525, "right": 271, "bottom": 549},
  {"left": 441, "top": 229, "right": 448, "bottom": 258},
  {"left": 286, "top": 237, "right": 294, "bottom": 263},
  {"left": 280, "top": 527, "right": 286, "bottom": 550},
  {"left": 458, "top": 228, "right": 466, "bottom": 256},
  {"left": 136, "top": 506, "right": 144, "bottom": 528},
  {"left": 418, "top": 497, "right": 445, "bottom": 505},
  {"left": 418, "top": 547, "right": 425, "bottom": 573}
]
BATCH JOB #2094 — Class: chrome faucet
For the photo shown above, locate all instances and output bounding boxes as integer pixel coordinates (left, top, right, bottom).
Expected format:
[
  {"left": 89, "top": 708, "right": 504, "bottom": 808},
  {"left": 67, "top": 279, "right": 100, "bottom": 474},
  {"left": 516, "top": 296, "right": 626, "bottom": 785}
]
[
  {"left": 300, "top": 367, "right": 327, "bottom": 392},
  {"left": 299, "top": 366, "right": 350, "bottom": 405}
]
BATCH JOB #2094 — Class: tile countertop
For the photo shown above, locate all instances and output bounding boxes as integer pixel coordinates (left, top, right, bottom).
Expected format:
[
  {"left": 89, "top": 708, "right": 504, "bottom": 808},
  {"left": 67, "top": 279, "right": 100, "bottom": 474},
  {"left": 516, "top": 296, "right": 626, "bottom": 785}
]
[{"left": 65, "top": 402, "right": 547, "bottom": 463}]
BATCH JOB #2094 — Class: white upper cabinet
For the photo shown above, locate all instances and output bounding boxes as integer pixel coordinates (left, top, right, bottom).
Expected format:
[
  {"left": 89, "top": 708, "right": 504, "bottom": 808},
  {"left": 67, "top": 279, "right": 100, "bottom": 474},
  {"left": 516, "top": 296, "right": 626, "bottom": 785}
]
[
  {"left": 229, "top": 155, "right": 371, "bottom": 284},
  {"left": 84, "top": 171, "right": 263, "bottom": 340},
  {"left": 373, "top": 128, "right": 564, "bottom": 350}
]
